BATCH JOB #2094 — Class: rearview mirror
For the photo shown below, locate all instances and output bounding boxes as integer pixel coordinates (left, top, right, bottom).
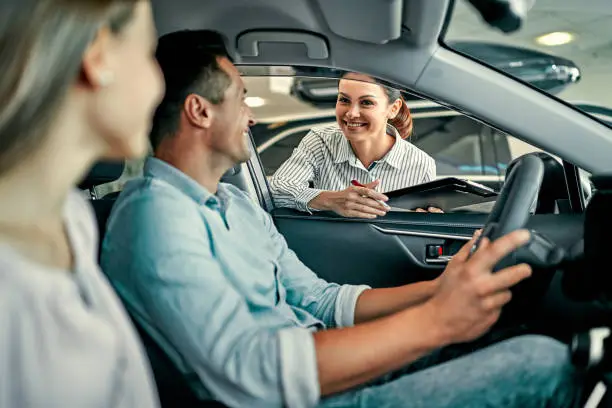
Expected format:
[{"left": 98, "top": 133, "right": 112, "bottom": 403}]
[{"left": 464, "top": 0, "right": 536, "bottom": 33}]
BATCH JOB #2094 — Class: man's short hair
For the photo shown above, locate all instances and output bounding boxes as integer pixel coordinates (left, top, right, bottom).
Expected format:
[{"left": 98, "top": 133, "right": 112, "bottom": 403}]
[{"left": 149, "top": 30, "right": 232, "bottom": 151}]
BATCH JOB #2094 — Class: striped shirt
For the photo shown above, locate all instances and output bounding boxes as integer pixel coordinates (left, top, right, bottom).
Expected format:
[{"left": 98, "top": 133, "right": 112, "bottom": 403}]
[{"left": 270, "top": 124, "right": 436, "bottom": 212}]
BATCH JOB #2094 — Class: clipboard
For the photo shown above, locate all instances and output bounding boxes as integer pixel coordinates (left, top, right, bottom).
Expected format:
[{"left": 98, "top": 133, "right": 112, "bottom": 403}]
[{"left": 384, "top": 177, "right": 498, "bottom": 212}]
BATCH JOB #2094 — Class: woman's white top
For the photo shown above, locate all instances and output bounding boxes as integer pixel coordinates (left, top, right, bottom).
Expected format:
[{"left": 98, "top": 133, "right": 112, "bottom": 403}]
[{"left": 0, "top": 190, "right": 159, "bottom": 408}]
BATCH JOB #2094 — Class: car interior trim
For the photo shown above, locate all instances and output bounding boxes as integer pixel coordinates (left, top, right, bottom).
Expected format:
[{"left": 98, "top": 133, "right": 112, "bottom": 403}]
[{"left": 371, "top": 225, "right": 472, "bottom": 241}]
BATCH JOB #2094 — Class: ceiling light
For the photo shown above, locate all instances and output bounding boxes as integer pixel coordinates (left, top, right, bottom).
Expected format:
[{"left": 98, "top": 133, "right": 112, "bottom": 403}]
[
  {"left": 245, "top": 97, "right": 266, "bottom": 108},
  {"left": 535, "top": 31, "right": 574, "bottom": 46}
]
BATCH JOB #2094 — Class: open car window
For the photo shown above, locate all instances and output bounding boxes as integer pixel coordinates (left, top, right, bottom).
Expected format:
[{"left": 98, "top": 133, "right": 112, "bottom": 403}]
[{"left": 247, "top": 74, "right": 559, "bottom": 209}]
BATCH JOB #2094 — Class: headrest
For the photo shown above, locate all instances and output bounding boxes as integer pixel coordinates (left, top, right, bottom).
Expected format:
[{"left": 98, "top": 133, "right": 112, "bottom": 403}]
[{"left": 78, "top": 160, "right": 125, "bottom": 191}]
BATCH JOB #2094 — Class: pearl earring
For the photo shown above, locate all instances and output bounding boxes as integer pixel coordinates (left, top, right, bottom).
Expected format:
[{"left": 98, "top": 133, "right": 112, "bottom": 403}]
[{"left": 98, "top": 71, "right": 115, "bottom": 87}]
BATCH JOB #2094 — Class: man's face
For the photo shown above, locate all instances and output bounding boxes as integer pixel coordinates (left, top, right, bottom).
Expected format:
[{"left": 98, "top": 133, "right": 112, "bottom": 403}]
[{"left": 209, "top": 57, "right": 254, "bottom": 165}]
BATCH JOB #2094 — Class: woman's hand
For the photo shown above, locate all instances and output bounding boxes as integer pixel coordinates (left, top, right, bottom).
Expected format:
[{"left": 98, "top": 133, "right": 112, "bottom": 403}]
[
  {"left": 413, "top": 207, "right": 444, "bottom": 213},
  {"left": 309, "top": 180, "right": 390, "bottom": 219}
]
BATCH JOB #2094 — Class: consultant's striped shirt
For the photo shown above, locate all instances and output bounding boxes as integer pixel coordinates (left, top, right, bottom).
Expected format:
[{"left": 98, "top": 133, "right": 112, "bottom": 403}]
[{"left": 270, "top": 124, "right": 436, "bottom": 212}]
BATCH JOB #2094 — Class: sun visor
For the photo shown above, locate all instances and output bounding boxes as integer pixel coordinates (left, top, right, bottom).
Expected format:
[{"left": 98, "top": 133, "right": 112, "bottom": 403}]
[{"left": 315, "top": 0, "right": 403, "bottom": 44}]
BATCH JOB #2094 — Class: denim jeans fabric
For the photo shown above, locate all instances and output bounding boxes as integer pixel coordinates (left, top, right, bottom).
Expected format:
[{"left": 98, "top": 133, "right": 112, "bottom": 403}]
[{"left": 318, "top": 333, "right": 581, "bottom": 408}]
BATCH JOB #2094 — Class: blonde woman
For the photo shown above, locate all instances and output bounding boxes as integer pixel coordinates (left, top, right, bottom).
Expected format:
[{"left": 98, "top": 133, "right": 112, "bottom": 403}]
[{"left": 0, "top": 1, "right": 164, "bottom": 406}]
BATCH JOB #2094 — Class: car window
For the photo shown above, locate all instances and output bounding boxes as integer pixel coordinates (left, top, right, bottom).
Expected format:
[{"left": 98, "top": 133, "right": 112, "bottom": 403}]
[
  {"left": 259, "top": 128, "right": 314, "bottom": 176},
  {"left": 411, "top": 116, "right": 493, "bottom": 177},
  {"left": 257, "top": 115, "right": 495, "bottom": 179},
  {"left": 246, "top": 74, "right": 592, "bottom": 213},
  {"left": 251, "top": 77, "right": 501, "bottom": 191}
]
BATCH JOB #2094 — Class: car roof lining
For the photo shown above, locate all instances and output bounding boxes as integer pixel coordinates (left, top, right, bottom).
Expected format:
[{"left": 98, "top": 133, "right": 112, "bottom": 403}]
[
  {"left": 151, "top": 0, "right": 612, "bottom": 174},
  {"left": 152, "top": 0, "right": 447, "bottom": 84},
  {"left": 153, "top": 0, "right": 443, "bottom": 46}
]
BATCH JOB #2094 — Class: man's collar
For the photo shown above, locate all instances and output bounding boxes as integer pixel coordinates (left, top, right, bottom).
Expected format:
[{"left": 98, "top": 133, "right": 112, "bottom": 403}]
[{"left": 143, "top": 157, "right": 220, "bottom": 206}]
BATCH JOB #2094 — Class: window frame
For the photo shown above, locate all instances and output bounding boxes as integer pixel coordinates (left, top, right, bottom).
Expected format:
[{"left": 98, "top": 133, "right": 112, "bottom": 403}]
[{"left": 240, "top": 71, "right": 585, "bottom": 214}]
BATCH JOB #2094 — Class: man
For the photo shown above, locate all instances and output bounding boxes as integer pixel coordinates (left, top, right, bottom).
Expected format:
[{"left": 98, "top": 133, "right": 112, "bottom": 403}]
[{"left": 101, "top": 30, "right": 580, "bottom": 408}]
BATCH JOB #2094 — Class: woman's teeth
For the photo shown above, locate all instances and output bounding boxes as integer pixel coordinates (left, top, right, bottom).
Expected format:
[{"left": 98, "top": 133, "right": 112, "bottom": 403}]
[{"left": 346, "top": 122, "right": 366, "bottom": 129}]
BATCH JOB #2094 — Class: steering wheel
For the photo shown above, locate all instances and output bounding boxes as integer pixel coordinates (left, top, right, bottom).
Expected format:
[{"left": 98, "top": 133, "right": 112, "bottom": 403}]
[
  {"left": 474, "top": 153, "right": 544, "bottom": 245},
  {"left": 473, "top": 154, "right": 563, "bottom": 323}
]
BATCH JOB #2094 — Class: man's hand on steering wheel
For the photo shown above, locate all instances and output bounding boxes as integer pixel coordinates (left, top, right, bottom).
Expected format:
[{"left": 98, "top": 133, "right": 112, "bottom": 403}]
[
  {"left": 430, "top": 154, "right": 558, "bottom": 333},
  {"left": 426, "top": 229, "right": 533, "bottom": 344}
]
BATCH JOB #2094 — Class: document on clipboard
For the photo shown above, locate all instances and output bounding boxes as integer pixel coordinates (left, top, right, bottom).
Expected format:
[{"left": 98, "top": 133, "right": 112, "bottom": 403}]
[{"left": 384, "top": 177, "right": 498, "bottom": 212}]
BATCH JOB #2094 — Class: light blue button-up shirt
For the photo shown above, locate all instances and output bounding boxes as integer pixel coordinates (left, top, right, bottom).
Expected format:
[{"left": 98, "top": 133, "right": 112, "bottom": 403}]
[{"left": 100, "top": 158, "right": 370, "bottom": 408}]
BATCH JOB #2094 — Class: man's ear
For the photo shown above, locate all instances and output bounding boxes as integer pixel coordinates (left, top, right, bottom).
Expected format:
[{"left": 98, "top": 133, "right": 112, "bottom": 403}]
[{"left": 184, "top": 94, "right": 213, "bottom": 129}]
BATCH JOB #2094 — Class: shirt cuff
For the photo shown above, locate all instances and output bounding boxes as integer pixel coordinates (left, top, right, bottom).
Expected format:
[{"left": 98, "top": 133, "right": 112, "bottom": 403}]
[
  {"left": 278, "top": 327, "right": 320, "bottom": 408},
  {"left": 295, "top": 188, "right": 325, "bottom": 214},
  {"left": 334, "top": 284, "right": 371, "bottom": 328}
]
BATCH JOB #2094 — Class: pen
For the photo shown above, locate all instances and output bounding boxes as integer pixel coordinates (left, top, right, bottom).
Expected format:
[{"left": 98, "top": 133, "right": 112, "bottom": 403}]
[{"left": 350, "top": 180, "right": 390, "bottom": 209}]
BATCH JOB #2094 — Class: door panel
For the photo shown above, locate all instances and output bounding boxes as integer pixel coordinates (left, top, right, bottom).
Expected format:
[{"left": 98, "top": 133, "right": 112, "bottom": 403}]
[
  {"left": 272, "top": 209, "right": 583, "bottom": 288},
  {"left": 273, "top": 209, "right": 485, "bottom": 288}
]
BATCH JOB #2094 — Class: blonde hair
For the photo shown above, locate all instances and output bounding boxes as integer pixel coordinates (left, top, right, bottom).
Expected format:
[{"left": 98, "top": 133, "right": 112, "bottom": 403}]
[{"left": 0, "top": 0, "right": 139, "bottom": 175}]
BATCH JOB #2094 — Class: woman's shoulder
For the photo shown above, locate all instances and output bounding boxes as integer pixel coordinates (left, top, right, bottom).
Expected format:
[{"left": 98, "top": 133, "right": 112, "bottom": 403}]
[
  {"left": 0, "top": 244, "right": 96, "bottom": 327},
  {"left": 0, "top": 248, "right": 65, "bottom": 302},
  {"left": 302, "top": 124, "right": 344, "bottom": 143},
  {"left": 0, "top": 251, "right": 123, "bottom": 407},
  {"left": 297, "top": 124, "right": 345, "bottom": 156}
]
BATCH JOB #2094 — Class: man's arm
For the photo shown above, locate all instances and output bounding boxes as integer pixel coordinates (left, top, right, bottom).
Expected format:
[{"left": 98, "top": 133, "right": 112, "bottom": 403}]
[
  {"left": 353, "top": 279, "right": 439, "bottom": 324},
  {"left": 259, "top": 199, "right": 441, "bottom": 326},
  {"left": 122, "top": 188, "right": 531, "bottom": 403},
  {"left": 316, "top": 230, "right": 533, "bottom": 396},
  {"left": 103, "top": 192, "right": 320, "bottom": 408},
  {"left": 257, "top": 204, "right": 370, "bottom": 329},
  {"left": 261, "top": 198, "right": 533, "bottom": 397},
  {"left": 314, "top": 301, "right": 443, "bottom": 395}
]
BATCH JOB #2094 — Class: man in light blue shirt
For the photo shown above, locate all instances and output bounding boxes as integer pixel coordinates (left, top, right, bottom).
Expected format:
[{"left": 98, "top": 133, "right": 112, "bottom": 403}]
[{"left": 101, "top": 30, "right": 580, "bottom": 408}]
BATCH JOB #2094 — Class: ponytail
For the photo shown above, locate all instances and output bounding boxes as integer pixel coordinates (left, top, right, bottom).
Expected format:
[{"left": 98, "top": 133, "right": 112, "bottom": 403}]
[{"left": 389, "top": 97, "right": 413, "bottom": 139}]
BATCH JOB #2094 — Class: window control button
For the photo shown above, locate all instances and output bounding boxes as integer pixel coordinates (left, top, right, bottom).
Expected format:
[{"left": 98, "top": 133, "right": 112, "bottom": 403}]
[{"left": 426, "top": 245, "right": 443, "bottom": 258}]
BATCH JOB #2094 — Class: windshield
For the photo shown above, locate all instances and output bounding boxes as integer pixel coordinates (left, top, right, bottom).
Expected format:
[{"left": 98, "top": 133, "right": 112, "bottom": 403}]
[{"left": 444, "top": 1, "right": 612, "bottom": 127}]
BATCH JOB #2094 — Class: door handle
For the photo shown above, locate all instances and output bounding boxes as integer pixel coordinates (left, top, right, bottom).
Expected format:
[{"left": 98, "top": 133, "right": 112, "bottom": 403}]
[
  {"left": 426, "top": 255, "right": 453, "bottom": 264},
  {"left": 371, "top": 225, "right": 472, "bottom": 241},
  {"left": 237, "top": 31, "right": 329, "bottom": 59}
]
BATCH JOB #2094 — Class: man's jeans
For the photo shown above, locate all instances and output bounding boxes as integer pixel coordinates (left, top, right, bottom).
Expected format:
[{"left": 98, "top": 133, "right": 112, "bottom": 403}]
[{"left": 318, "top": 334, "right": 582, "bottom": 408}]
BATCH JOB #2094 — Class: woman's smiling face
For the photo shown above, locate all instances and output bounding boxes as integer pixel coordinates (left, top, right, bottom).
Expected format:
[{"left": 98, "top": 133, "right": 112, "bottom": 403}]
[{"left": 335, "top": 73, "right": 399, "bottom": 142}]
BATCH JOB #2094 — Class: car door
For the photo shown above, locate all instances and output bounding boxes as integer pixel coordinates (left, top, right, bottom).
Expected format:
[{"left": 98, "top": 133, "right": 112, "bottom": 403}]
[
  {"left": 245, "top": 76, "right": 585, "bottom": 289},
  {"left": 248, "top": 142, "right": 582, "bottom": 290}
]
